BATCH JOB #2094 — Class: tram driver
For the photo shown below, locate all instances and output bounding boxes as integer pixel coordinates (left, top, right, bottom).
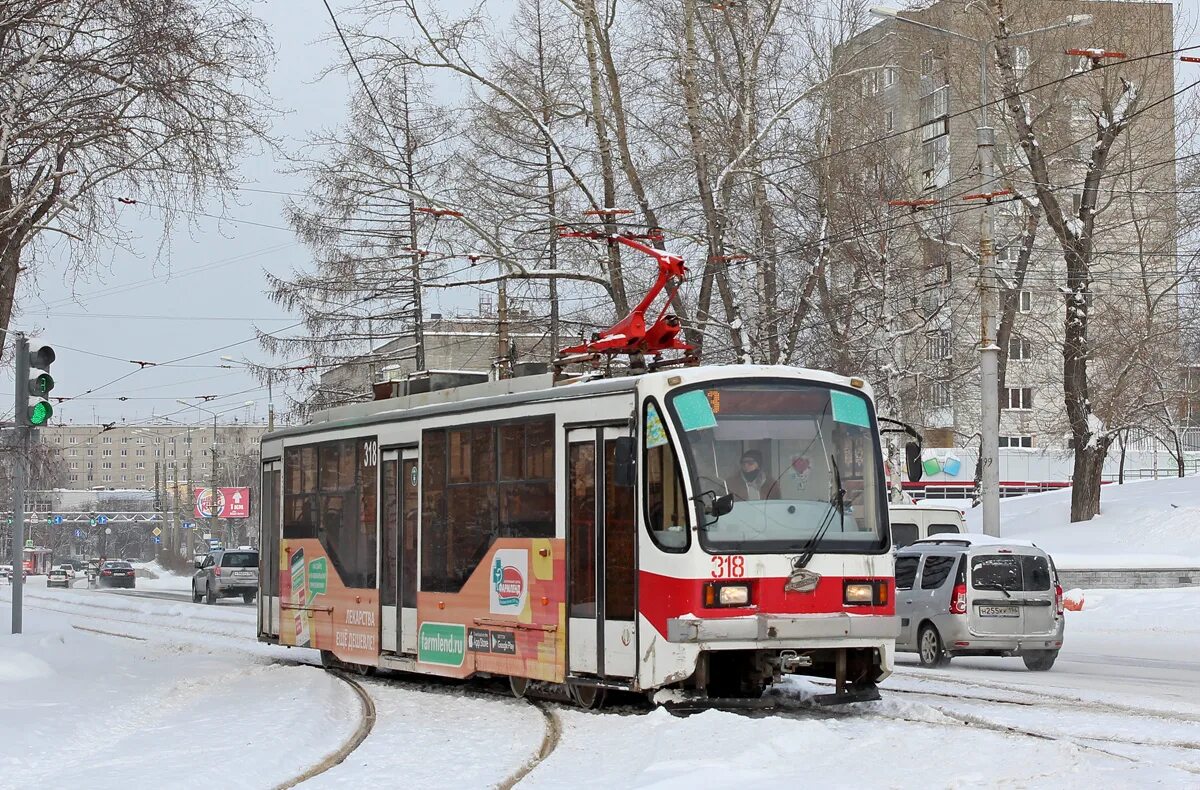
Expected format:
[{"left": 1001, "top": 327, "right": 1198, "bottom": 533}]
[{"left": 724, "top": 450, "right": 781, "bottom": 502}]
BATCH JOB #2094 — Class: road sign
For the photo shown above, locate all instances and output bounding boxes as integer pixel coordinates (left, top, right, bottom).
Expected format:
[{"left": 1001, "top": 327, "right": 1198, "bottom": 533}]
[
  {"left": 52, "top": 515, "right": 63, "bottom": 525},
  {"left": 153, "top": 536, "right": 161, "bottom": 544},
  {"left": 74, "top": 529, "right": 83, "bottom": 538},
  {"left": 182, "top": 521, "right": 195, "bottom": 529},
  {"left": 89, "top": 518, "right": 97, "bottom": 527},
  {"left": 96, "top": 515, "right": 109, "bottom": 525},
  {"left": 151, "top": 527, "right": 162, "bottom": 537}
]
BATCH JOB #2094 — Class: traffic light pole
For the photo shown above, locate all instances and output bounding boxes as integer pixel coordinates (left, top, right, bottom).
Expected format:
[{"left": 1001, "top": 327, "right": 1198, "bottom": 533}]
[{"left": 11, "top": 333, "right": 28, "bottom": 634}]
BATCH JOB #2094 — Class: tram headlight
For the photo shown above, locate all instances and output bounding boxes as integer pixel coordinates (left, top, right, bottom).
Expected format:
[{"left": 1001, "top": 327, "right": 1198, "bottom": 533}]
[
  {"left": 844, "top": 582, "right": 875, "bottom": 605},
  {"left": 844, "top": 580, "right": 889, "bottom": 606},
  {"left": 704, "top": 582, "right": 752, "bottom": 607}
]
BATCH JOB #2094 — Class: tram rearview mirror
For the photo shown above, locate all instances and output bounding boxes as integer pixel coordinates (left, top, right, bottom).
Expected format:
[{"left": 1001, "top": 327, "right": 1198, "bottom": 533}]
[
  {"left": 614, "top": 436, "right": 636, "bottom": 487},
  {"left": 711, "top": 493, "right": 734, "bottom": 518}
]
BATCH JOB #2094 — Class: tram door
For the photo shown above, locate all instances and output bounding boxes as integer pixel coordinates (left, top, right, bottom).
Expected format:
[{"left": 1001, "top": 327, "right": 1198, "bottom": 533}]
[
  {"left": 567, "top": 427, "right": 637, "bottom": 679},
  {"left": 258, "top": 460, "right": 281, "bottom": 638},
  {"left": 381, "top": 449, "right": 419, "bottom": 655}
]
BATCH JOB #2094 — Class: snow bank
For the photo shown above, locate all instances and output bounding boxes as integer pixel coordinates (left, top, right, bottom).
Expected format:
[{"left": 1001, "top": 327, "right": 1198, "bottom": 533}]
[
  {"left": 133, "top": 559, "right": 195, "bottom": 592},
  {"left": 964, "top": 476, "right": 1200, "bottom": 568}
]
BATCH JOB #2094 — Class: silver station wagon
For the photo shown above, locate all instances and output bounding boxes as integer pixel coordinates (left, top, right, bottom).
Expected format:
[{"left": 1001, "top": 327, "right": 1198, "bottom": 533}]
[{"left": 894, "top": 536, "right": 1065, "bottom": 671}]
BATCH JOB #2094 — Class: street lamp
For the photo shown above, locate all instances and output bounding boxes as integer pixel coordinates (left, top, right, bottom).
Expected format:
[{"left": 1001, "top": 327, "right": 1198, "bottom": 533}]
[
  {"left": 867, "top": 8, "right": 1092, "bottom": 537},
  {"left": 177, "top": 400, "right": 254, "bottom": 547}
]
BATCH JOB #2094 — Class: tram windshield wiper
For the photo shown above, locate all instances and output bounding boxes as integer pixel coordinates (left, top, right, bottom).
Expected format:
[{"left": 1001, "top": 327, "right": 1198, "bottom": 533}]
[{"left": 794, "top": 454, "right": 845, "bottom": 569}]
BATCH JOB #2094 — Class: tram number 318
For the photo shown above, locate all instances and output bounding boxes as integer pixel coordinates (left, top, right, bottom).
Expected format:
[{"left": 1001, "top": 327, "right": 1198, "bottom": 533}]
[{"left": 711, "top": 555, "right": 746, "bottom": 578}]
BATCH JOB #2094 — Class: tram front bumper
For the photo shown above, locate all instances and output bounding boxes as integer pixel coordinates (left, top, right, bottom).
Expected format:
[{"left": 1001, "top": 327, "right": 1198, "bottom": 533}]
[{"left": 667, "top": 613, "right": 899, "bottom": 644}]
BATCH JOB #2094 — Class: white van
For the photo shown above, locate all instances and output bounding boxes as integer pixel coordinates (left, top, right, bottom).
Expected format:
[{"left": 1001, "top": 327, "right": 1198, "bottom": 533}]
[{"left": 888, "top": 504, "right": 966, "bottom": 549}]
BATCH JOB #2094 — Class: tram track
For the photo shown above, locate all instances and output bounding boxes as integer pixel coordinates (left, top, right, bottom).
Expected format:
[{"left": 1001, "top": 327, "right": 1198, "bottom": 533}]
[{"left": 275, "top": 670, "right": 378, "bottom": 789}]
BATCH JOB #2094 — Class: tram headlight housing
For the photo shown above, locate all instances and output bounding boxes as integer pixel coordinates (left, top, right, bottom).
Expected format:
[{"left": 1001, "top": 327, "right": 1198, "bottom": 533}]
[
  {"left": 844, "top": 580, "right": 889, "bottom": 606},
  {"left": 704, "top": 582, "right": 752, "bottom": 608}
]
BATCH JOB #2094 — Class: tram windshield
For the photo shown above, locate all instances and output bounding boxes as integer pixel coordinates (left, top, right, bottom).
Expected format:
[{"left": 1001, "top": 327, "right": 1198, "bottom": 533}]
[{"left": 666, "top": 381, "right": 886, "bottom": 554}]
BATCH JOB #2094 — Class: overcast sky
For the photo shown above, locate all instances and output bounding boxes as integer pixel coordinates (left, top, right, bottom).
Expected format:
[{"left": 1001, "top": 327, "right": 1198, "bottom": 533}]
[{"left": 4, "top": 0, "right": 1199, "bottom": 427}]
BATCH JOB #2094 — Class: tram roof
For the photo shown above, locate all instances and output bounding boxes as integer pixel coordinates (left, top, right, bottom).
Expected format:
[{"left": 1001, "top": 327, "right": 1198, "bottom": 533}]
[{"left": 264, "top": 364, "right": 868, "bottom": 442}]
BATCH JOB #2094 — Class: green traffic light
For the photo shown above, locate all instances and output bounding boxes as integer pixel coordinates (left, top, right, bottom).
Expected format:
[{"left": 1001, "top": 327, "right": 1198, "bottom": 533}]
[{"left": 29, "top": 400, "right": 52, "bottom": 426}]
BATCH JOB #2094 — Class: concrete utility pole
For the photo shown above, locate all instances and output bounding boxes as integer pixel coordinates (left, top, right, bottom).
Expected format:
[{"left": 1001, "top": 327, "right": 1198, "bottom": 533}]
[
  {"left": 11, "top": 333, "right": 29, "bottom": 634},
  {"left": 868, "top": 7, "right": 1093, "bottom": 537},
  {"left": 497, "top": 279, "right": 510, "bottom": 379}
]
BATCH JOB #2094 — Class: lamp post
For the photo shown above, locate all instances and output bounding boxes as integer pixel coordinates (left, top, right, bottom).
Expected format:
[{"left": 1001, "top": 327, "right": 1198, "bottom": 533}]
[
  {"left": 868, "top": 7, "right": 1092, "bottom": 537},
  {"left": 178, "top": 400, "right": 254, "bottom": 547}
]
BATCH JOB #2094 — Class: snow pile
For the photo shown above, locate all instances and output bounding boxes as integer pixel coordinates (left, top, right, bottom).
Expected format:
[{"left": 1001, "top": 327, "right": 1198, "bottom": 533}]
[
  {"left": 133, "top": 559, "right": 195, "bottom": 592},
  {"left": 964, "top": 475, "right": 1200, "bottom": 568}
]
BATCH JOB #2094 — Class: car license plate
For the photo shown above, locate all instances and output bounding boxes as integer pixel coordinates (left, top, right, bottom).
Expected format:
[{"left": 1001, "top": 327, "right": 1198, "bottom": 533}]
[
  {"left": 978, "top": 605, "right": 1019, "bottom": 617},
  {"left": 115, "top": 572, "right": 128, "bottom": 576},
  {"left": 235, "top": 571, "right": 254, "bottom": 578}
]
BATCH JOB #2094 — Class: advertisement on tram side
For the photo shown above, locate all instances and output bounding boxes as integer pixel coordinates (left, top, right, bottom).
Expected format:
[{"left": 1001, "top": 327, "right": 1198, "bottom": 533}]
[
  {"left": 279, "top": 537, "right": 380, "bottom": 666},
  {"left": 416, "top": 537, "right": 565, "bottom": 682}
]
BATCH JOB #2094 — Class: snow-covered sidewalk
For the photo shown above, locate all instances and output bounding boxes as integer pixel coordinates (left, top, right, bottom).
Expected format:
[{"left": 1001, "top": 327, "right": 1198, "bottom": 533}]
[
  {"left": 0, "top": 597, "right": 356, "bottom": 788},
  {"left": 964, "top": 475, "right": 1200, "bottom": 569}
]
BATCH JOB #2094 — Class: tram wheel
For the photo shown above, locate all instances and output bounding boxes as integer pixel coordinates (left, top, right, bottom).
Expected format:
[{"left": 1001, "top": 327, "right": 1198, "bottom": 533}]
[
  {"left": 320, "top": 650, "right": 338, "bottom": 670},
  {"left": 509, "top": 675, "right": 529, "bottom": 698},
  {"left": 569, "top": 683, "right": 606, "bottom": 710}
]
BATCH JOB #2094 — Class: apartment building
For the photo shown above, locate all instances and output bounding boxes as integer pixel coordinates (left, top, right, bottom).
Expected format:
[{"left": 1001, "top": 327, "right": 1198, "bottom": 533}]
[
  {"left": 830, "top": 0, "right": 1177, "bottom": 449},
  {"left": 39, "top": 422, "right": 266, "bottom": 490}
]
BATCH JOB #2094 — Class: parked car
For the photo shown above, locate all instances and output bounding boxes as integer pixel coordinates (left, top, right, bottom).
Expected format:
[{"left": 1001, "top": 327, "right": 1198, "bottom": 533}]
[
  {"left": 0, "top": 565, "right": 11, "bottom": 583},
  {"left": 888, "top": 503, "right": 966, "bottom": 549},
  {"left": 46, "top": 568, "right": 70, "bottom": 588},
  {"left": 192, "top": 548, "right": 259, "bottom": 604},
  {"left": 894, "top": 536, "right": 1064, "bottom": 671},
  {"left": 97, "top": 560, "right": 136, "bottom": 589},
  {"left": 56, "top": 564, "right": 76, "bottom": 580}
]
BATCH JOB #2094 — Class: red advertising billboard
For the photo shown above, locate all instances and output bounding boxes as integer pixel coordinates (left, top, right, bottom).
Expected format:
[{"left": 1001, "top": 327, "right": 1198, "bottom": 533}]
[{"left": 194, "top": 487, "right": 251, "bottom": 519}]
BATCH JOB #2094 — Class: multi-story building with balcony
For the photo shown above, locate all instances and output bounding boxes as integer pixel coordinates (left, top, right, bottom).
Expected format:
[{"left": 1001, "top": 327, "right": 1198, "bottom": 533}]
[{"left": 830, "top": 0, "right": 1177, "bottom": 453}]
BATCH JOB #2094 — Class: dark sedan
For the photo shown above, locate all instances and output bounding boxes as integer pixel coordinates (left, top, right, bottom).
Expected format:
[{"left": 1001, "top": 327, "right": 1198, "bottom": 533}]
[{"left": 97, "top": 561, "right": 136, "bottom": 589}]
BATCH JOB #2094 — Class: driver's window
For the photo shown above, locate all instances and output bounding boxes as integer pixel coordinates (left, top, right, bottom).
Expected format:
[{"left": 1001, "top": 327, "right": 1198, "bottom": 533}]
[
  {"left": 203, "top": 556, "right": 214, "bottom": 568},
  {"left": 644, "top": 401, "right": 688, "bottom": 551}
]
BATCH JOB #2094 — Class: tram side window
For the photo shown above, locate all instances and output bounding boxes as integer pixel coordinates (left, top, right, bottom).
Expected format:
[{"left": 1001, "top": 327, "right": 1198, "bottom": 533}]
[
  {"left": 422, "top": 416, "right": 556, "bottom": 593},
  {"left": 282, "top": 438, "right": 377, "bottom": 589},
  {"left": 644, "top": 401, "right": 689, "bottom": 551}
]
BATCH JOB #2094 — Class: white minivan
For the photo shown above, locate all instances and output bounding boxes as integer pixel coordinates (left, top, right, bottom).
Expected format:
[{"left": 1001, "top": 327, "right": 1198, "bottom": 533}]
[{"left": 888, "top": 503, "right": 966, "bottom": 549}]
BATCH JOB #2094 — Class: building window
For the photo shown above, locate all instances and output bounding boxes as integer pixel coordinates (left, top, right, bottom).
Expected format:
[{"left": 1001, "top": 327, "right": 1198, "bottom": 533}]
[
  {"left": 137, "top": 462, "right": 145, "bottom": 469},
  {"left": 69, "top": 437, "right": 78, "bottom": 444},
  {"left": 999, "top": 436, "right": 1033, "bottom": 448},
  {"left": 121, "top": 475, "right": 127, "bottom": 482},
  {"left": 883, "top": 66, "right": 897, "bottom": 87},
  {"left": 136, "top": 437, "right": 146, "bottom": 445},
  {"left": 1006, "top": 387, "right": 1033, "bottom": 410},
  {"left": 919, "top": 85, "right": 949, "bottom": 141},
  {"left": 120, "top": 437, "right": 128, "bottom": 444},
  {"left": 120, "top": 449, "right": 128, "bottom": 456},
  {"left": 1008, "top": 335, "right": 1032, "bottom": 361},
  {"left": 884, "top": 110, "right": 894, "bottom": 131},
  {"left": 120, "top": 462, "right": 127, "bottom": 469},
  {"left": 103, "top": 449, "right": 112, "bottom": 457},
  {"left": 102, "top": 437, "right": 112, "bottom": 444},
  {"left": 102, "top": 462, "right": 112, "bottom": 469},
  {"left": 1019, "top": 289, "right": 1032, "bottom": 313},
  {"left": 921, "top": 136, "right": 950, "bottom": 190},
  {"left": 136, "top": 449, "right": 145, "bottom": 456},
  {"left": 69, "top": 449, "right": 77, "bottom": 457},
  {"left": 69, "top": 462, "right": 78, "bottom": 470},
  {"left": 87, "top": 449, "right": 94, "bottom": 456},
  {"left": 926, "top": 329, "right": 951, "bottom": 361},
  {"left": 136, "top": 474, "right": 145, "bottom": 482},
  {"left": 929, "top": 379, "right": 951, "bottom": 408},
  {"left": 104, "top": 474, "right": 112, "bottom": 482},
  {"left": 70, "top": 475, "right": 79, "bottom": 482},
  {"left": 920, "top": 49, "right": 934, "bottom": 76}
]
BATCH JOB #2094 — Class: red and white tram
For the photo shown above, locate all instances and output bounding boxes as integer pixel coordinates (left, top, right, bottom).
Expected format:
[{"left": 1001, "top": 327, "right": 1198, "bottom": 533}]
[{"left": 256, "top": 364, "right": 895, "bottom": 705}]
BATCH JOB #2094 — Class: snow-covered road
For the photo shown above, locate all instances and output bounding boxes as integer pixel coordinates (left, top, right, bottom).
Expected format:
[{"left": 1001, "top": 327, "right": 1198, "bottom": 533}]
[{"left": 3, "top": 579, "right": 1198, "bottom": 788}]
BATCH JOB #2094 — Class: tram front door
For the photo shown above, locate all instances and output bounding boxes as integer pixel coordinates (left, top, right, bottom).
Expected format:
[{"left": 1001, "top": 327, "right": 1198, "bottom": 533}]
[{"left": 566, "top": 426, "right": 637, "bottom": 680}]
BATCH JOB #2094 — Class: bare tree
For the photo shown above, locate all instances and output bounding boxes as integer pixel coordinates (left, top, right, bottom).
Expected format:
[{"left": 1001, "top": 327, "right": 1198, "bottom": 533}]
[{"left": 0, "top": 0, "right": 273, "bottom": 349}]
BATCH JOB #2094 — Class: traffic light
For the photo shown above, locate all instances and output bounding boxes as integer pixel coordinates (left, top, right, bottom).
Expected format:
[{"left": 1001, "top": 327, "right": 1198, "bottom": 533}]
[{"left": 22, "top": 344, "right": 55, "bottom": 427}]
